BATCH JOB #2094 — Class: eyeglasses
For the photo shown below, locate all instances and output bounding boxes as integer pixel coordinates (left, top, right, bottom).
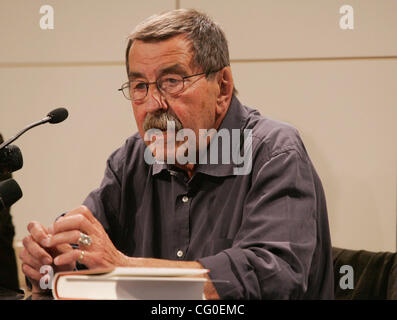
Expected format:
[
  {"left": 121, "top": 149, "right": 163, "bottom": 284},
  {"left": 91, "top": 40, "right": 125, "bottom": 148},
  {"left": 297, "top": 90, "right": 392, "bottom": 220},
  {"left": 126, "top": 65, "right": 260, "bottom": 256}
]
[{"left": 118, "top": 69, "right": 222, "bottom": 101}]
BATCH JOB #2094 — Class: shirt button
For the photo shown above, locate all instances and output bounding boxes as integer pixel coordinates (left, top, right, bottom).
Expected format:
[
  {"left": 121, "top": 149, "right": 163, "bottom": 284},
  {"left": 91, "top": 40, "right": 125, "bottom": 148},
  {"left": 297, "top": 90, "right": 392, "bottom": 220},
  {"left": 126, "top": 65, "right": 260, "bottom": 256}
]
[
  {"left": 182, "top": 195, "right": 189, "bottom": 203},
  {"left": 176, "top": 250, "right": 184, "bottom": 258}
]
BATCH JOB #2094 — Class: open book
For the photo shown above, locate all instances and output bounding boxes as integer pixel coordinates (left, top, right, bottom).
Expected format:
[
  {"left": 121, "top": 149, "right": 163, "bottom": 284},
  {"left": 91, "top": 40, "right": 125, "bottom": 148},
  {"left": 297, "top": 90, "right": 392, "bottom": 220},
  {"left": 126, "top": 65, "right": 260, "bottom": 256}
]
[{"left": 52, "top": 267, "right": 209, "bottom": 300}]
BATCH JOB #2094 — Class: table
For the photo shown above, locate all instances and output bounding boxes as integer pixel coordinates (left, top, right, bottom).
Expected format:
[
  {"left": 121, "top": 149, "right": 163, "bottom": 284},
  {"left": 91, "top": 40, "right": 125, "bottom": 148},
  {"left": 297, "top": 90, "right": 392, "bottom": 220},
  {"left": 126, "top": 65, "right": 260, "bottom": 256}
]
[{"left": 0, "top": 286, "right": 53, "bottom": 300}]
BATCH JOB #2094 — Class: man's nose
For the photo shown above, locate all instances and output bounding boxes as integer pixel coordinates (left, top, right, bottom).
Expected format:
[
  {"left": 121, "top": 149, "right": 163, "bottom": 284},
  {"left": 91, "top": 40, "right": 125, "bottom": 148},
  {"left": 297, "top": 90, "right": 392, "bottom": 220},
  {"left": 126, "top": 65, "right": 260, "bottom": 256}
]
[{"left": 144, "top": 84, "right": 168, "bottom": 113}]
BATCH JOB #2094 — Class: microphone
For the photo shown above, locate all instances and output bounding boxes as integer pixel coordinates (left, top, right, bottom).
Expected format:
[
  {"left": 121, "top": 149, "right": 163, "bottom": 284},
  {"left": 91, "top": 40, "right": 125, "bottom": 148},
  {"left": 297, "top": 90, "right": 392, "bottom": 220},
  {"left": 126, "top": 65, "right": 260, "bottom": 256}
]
[
  {"left": 46, "top": 108, "right": 69, "bottom": 124},
  {"left": 0, "top": 145, "right": 23, "bottom": 174},
  {"left": 0, "top": 179, "right": 23, "bottom": 211},
  {"left": 0, "top": 107, "right": 68, "bottom": 150}
]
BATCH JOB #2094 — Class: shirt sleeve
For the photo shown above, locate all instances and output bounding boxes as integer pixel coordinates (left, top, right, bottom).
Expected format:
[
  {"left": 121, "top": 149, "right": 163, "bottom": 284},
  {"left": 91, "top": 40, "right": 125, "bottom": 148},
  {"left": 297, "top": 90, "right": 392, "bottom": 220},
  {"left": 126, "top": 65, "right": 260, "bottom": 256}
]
[
  {"left": 199, "top": 146, "right": 318, "bottom": 299},
  {"left": 82, "top": 148, "right": 124, "bottom": 246}
]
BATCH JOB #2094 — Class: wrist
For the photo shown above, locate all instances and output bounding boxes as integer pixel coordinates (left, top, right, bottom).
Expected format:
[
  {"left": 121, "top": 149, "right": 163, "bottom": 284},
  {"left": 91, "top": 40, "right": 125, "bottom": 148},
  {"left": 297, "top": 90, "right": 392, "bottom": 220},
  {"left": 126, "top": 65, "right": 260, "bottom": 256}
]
[{"left": 116, "top": 250, "right": 132, "bottom": 267}]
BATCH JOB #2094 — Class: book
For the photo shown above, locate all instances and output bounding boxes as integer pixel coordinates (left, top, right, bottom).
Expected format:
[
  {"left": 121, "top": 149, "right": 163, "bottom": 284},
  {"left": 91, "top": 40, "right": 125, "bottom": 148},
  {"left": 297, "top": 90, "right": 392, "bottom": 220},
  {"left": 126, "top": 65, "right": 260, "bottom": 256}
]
[{"left": 52, "top": 267, "right": 209, "bottom": 300}]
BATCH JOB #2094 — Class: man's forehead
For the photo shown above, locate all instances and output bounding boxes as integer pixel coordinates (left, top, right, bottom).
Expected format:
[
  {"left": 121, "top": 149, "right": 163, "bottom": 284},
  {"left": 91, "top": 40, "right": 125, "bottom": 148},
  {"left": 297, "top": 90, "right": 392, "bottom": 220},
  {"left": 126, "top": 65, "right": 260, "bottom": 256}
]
[
  {"left": 128, "top": 35, "right": 197, "bottom": 75},
  {"left": 131, "top": 34, "right": 192, "bottom": 52},
  {"left": 128, "top": 63, "right": 190, "bottom": 79}
]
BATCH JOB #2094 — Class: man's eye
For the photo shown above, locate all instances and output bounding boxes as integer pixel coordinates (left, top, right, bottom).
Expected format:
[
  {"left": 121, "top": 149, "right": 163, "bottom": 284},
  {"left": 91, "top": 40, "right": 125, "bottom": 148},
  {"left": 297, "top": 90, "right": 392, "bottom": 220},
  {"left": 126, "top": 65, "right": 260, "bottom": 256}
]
[
  {"left": 132, "top": 82, "right": 147, "bottom": 90},
  {"left": 162, "top": 76, "right": 182, "bottom": 85}
]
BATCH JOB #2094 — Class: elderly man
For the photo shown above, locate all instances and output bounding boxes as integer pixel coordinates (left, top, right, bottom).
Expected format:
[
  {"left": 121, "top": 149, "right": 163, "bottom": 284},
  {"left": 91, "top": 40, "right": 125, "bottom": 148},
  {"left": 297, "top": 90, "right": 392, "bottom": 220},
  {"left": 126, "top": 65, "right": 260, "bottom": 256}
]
[{"left": 20, "top": 9, "right": 334, "bottom": 299}]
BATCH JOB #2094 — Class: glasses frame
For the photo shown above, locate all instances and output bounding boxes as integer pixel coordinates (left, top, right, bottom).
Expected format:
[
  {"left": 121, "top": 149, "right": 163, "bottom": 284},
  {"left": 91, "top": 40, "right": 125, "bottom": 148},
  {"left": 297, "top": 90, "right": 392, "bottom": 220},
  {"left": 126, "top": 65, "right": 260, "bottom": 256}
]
[{"left": 118, "top": 68, "right": 223, "bottom": 101}]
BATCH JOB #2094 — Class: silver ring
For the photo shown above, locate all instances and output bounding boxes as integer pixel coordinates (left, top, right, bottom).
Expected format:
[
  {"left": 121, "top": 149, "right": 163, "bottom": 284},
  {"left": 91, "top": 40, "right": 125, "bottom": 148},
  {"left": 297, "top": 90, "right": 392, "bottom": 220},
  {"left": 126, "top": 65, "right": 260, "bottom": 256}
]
[
  {"left": 78, "top": 250, "right": 85, "bottom": 262},
  {"left": 78, "top": 232, "right": 92, "bottom": 247}
]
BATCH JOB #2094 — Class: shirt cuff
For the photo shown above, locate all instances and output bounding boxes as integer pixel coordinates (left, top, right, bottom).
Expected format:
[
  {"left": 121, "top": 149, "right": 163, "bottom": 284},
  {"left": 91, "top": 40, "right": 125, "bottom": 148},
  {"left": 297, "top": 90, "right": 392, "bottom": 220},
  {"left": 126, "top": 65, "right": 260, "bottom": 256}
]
[{"left": 198, "top": 249, "right": 245, "bottom": 299}]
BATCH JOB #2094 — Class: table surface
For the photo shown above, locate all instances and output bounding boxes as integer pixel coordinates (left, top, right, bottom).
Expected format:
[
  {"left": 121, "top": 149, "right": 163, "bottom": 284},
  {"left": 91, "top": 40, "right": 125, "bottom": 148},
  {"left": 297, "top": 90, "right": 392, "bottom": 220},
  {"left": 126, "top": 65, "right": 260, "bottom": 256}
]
[{"left": 0, "top": 286, "right": 53, "bottom": 300}]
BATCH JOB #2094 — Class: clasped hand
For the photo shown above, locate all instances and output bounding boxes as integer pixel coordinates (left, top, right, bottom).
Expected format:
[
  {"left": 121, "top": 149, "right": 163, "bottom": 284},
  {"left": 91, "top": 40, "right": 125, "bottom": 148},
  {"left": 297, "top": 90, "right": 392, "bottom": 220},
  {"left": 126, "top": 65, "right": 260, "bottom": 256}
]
[{"left": 20, "top": 205, "right": 128, "bottom": 292}]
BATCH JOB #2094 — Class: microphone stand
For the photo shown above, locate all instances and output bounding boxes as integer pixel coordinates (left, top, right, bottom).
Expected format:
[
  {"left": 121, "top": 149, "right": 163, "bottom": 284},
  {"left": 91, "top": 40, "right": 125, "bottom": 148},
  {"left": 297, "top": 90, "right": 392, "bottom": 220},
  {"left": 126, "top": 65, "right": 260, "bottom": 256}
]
[{"left": 0, "top": 117, "right": 50, "bottom": 150}]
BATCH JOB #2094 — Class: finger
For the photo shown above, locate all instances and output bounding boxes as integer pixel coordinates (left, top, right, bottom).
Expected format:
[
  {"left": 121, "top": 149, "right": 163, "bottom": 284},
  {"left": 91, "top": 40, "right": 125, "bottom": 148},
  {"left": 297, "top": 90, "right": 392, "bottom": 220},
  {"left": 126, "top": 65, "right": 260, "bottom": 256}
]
[
  {"left": 53, "top": 213, "right": 96, "bottom": 235},
  {"left": 54, "top": 249, "right": 108, "bottom": 269},
  {"left": 22, "top": 235, "right": 53, "bottom": 265},
  {"left": 22, "top": 263, "right": 43, "bottom": 282},
  {"left": 27, "top": 220, "right": 49, "bottom": 234},
  {"left": 47, "top": 244, "right": 74, "bottom": 267},
  {"left": 42, "top": 230, "right": 81, "bottom": 248},
  {"left": 64, "top": 205, "right": 97, "bottom": 224},
  {"left": 19, "top": 248, "right": 44, "bottom": 271},
  {"left": 19, "top": 250, "right": 45, "bottom": 272},
  {"left": 53, "top": 249, "right": 84, "bottom": 267},
  {"left": 54, "top": 243, "right": 74, "bottom": 254},
  {"left": 62, "top": 206, "right": 106, "bottom": 237},
  {"left": 27, "top": 221, "right": 50, "bottom": 245}
]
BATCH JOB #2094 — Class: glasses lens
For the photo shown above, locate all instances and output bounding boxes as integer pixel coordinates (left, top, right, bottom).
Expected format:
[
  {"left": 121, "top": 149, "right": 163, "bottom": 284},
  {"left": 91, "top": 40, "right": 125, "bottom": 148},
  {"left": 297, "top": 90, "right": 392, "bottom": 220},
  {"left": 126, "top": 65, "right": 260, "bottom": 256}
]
[
  {"left": 130, "top": 81, "right": 148, "bottom": 100},
  {"left": 158, "top": 75, "right": 184, "bottom": 94}
]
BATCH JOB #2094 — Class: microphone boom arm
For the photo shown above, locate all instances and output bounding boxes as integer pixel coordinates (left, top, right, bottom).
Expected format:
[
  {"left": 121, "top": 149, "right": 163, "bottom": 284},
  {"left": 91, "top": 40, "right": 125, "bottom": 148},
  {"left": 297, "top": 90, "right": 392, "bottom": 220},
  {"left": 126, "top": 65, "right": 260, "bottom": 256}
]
[{"left": 0, "top": 117, "right": 50, "bottom": 150}]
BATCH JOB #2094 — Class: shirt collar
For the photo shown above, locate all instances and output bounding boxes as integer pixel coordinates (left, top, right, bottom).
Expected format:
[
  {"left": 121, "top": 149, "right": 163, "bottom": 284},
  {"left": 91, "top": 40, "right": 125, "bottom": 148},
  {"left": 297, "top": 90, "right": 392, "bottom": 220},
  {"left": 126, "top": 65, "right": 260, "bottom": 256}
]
[{"left": 152, "top": 95, "right": 248, "bottom": 177}]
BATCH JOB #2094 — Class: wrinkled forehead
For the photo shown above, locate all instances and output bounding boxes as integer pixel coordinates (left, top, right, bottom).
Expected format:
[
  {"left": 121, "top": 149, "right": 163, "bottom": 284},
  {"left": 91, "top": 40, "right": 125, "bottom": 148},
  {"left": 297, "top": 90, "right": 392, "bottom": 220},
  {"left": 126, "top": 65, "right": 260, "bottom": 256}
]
[{"left": 128, "top": 35, "right": 199, "bottom": 74}]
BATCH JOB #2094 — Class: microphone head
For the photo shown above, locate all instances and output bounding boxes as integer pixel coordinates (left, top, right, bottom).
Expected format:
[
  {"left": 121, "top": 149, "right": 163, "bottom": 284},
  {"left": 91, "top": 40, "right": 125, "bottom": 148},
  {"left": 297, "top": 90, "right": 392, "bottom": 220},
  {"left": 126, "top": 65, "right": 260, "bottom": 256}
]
[
  {"left": 0, "top": 145, "right": 23, "bottom": 174},
  {"left": 0, "top": 179, "right": 23, "bottom": 209},
  {"left": 47, "top": 108, "right": 68, "bottom": 124}
]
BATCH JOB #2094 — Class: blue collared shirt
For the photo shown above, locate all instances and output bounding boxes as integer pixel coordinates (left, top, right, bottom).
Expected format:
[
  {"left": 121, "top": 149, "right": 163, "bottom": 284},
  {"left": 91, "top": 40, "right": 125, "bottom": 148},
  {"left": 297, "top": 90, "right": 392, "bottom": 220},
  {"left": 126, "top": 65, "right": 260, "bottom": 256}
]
[{"left": 83, "top": 96, "right": 334, "bottom": 299}]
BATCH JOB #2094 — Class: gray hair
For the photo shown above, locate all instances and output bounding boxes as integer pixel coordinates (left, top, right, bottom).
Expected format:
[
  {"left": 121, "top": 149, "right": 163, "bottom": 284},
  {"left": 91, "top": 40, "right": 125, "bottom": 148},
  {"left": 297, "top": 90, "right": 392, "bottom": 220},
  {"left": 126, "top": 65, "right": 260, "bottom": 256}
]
[{"left": 125, "top": 8, "right": 236, "bottom": 93}]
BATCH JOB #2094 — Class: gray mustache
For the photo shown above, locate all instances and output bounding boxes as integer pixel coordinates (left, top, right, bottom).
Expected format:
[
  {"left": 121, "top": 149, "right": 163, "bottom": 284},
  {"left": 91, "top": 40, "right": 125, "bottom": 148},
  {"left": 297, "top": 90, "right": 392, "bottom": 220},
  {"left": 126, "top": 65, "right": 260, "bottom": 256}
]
[{"left": 143, "top": 112, "right": 183, "bottom": 132}]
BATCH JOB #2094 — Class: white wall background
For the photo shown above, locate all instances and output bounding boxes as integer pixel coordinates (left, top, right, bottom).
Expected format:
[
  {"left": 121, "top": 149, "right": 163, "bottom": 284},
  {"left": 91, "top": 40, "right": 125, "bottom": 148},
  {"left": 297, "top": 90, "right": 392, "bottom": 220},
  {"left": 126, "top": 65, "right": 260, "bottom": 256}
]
[{"left": 0, "top": 0, "right": 396, "bottom": 252}]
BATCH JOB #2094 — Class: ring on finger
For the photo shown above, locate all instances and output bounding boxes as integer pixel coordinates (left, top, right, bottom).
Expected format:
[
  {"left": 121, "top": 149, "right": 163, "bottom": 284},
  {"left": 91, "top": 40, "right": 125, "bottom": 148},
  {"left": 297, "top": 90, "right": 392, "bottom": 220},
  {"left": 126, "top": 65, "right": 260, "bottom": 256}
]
[
  {"left": 78, "top": 250, "right": 85, "bottom": 263},
  {"left": 78, "top": 232, "right": 92, "bottom": 247}
]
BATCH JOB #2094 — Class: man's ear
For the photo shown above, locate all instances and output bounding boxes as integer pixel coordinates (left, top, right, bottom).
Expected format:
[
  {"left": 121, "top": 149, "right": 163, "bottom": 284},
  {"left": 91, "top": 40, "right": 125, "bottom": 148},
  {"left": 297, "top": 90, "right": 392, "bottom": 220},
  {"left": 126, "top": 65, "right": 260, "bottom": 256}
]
[{"left": 216, "top": 66, "right": 234, "bottom": 116}]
